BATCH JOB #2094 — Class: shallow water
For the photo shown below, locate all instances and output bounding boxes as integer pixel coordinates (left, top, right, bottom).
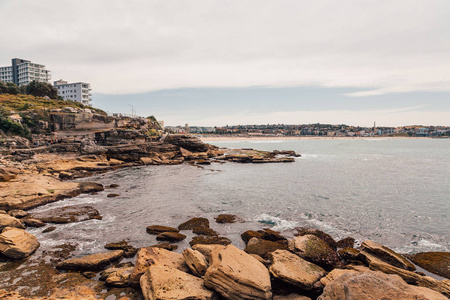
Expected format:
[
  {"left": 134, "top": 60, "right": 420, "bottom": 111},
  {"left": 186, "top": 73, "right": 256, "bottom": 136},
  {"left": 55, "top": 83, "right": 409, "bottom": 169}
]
[{"left": 29, "top": 138, "right": 450, "bottom": 256}]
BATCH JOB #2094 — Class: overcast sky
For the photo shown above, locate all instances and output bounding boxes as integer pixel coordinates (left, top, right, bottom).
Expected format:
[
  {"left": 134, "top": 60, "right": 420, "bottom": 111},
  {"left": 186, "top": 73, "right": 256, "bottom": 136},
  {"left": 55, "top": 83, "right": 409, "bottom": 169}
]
[{"left": 1, "top": 0, "right": 449, "bottom": 126}]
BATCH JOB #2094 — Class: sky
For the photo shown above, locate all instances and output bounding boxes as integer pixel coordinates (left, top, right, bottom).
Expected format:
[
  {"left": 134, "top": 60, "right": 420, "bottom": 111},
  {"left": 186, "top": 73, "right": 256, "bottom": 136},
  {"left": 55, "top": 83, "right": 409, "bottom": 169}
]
[{"left": 0, "top": 0, "right": 449, "bottom": 126}]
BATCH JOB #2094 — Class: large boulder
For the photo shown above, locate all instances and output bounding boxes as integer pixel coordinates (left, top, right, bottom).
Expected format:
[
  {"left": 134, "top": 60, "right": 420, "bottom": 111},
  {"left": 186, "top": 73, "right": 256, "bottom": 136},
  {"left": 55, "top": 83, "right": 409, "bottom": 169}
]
[
  {"left": 164, "top": 134, "right": 214, "bottom": 152},
  {"left": 406, "top": 252, "right": 450, "bottom": 279},
  {"left": 319, "top": 269, "right": 363, "bottom": 286},
  {"left": 100, "top": 266, "right": 134, "bottom": 287},
  {"left": 245, "top": 237, "right": 288, "bottom": 259},
  {"left": 268, "top": 250, "right": 326, "bottom": 290},
  {"left": 318, "top": 271, "right": 448, "bottom": 300},
  {"left": 204, "top": 245, "right": 272, "bottom": 300},
  {"left": 0, "top": 227, "right": 40, "bottom": 259},
  {"left": 78, "top": 182, "right": 104, "bottom": 193},
  {"left": 56, "top": 250, "right": 124, "bottom": 271},
  {"left": 242, "top": 230, "right": 264, "bottom": 244},
  {"left": 30, "top": 205, "right": 102, "bottom": 224},
  {"left": 288, "top": 234, "right": 340, "bottom": 269},
  {"left": 360, "top": 240, "right": 415, "bottom": 271},
  {"left": 178, "top": 217, "right": 210, "bottom": 230},
  {"left": 295, "top": 228, "right": 338, "bottom": 250},
  {"left": 129, "top": 247, "right": 189, "bottom": 287},
  {"left": 192, "top": 244, "right": 226, "bottom": 264},
  {"left": 140, "top": 265, "right": 216, "bottom": 300},
  {"left": 183, "top": 248, "right": 209, "bottom": 277},
  {"left": 0, "top": 214, "right": 25, "bottom": 231}
]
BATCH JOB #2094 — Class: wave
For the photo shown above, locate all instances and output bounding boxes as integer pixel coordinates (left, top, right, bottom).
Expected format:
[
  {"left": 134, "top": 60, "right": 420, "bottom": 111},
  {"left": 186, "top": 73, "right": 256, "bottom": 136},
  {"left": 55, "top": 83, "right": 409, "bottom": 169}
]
[{"left": 255, "top": 214, "right": 299, "bottom": 231}]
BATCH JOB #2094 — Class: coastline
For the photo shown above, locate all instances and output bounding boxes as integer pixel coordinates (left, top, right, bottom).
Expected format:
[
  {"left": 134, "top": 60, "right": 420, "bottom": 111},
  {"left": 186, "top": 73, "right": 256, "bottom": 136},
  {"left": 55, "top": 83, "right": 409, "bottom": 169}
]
[{"left": 199, "top": 135, "right": 430, "bottom": 142}]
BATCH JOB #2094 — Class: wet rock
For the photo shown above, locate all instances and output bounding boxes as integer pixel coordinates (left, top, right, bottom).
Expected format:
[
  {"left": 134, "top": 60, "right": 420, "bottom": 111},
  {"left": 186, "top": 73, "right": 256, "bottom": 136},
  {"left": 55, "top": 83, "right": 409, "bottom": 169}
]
[
  {"left": 78, "top": 182, "right": 104, "bottom": 193},
  {"left": 196, "top": 159, "right": 211, "bottom": 165},
  {"left": 268, "top": 250, "right": 326, "bottom": 290},
  {"left": 108, "top": 184, "right": 119, "bottom": 188},
  {"left": 0, "top": 214, "right": 25, "bottom": 230},
  {"left": 104, "top": 240, "right": 138, "bottom": 258},
  {"left": 242, "top": 230, "right": 264, "bottom": 244},
  {"left": 156, "top": 231, "right": 187, "bottom": 242},
  {"left": 336, "top": 237, "right": 355, "bottom": 249},
  {"left": 215, "top": 214, "right": 238, "bottom": 223},
  {"left": 43, "top": 226, "right": 57, "bottom": 233},
  {"left": 140, "top": 265, "right": 216, "bottom": 300},
  {"left": 82, "top": 271, "right": 97, "bottom": 279},
  {"left": 361, "top": 240, "right": 415, "bottom": 271},
  {"left": 100, "top": 266, "right": 134, "bottom": 287},
  {"left": 56, "top": 250, "right": 124, "bottom": 271},
  {"left": 178, "top": 217, "right": 210, "bottom": 230},
  {"left": 406, "top": 252, "right": 450, "bottom": 279},
  {"left": 204, "top": 245, "right": 272, "bottom": 300},
  {"left": 190, "top": 235, "right": 232, "bottom": 246},
  {"left": 193, "top": 226, "right": 218, "bottom": 236},
  {"left": 317, "top": 271, "right": 448, "bottom": 300},
  {"left": 107, "top": 193, "right": 119, "bottom": 198},
  {"left": 295, "top": 228, "right": 338, "bottom": 250},
  {"left": 359, "top": 251, "right": 450, "bottom": 297},
  {"left": 183, "top": 248, "right": 209, "bottom": 277},
  {"left": 259, "top": 229, "right": 288, "bottom": 243},
  {"left": 0, "top": 227, "right": 40, "bottom": 259},
  {"left": 245, "top": 237, "right": 288, "bottom": 259},
  {"left": 273, "top": 294, "right": 311, "bottom": 300},
  {"left": 129, "top": 247, "right": 189, "bottom": 287},
  {"left": 30, "top": 205, "right": 102, "bottom": 224},
  {"left": 151, "top": 242, "right": 178, "bottom": 251},
  {"left": 22, "top": 218, "right": 46, "bottom": 228},
  {"left": 8, "top": 209, "right": 28, "bottom": 218},
  {"left": 288, "top": 234, "right": 340, "bottom": 269},
  {"left": 338, "top": 248, "right": 361, "bottom": 264},
  {"left": 146, "top": 225, "right": 180, "bottom": 234}
]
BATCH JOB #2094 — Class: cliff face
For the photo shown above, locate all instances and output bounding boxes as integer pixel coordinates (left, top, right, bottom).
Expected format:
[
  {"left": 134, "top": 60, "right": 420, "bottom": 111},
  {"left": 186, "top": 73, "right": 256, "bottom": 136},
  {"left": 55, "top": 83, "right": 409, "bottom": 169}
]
[{"left": 49, "top": 112, "right": 115, "bottom": 131}]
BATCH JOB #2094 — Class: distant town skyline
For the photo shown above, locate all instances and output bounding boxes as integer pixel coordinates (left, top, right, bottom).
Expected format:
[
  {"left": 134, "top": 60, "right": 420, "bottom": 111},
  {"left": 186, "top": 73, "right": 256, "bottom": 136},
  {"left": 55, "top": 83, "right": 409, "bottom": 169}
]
[{"left": 1, "top": 0, "right": 449, "bottom": 126}]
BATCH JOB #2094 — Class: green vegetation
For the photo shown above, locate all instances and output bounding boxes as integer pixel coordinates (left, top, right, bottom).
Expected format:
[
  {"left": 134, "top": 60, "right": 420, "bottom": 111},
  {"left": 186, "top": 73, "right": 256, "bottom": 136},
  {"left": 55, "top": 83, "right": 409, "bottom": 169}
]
[{"left": 0, "top": 80, "right": 58, "bottom": 99}]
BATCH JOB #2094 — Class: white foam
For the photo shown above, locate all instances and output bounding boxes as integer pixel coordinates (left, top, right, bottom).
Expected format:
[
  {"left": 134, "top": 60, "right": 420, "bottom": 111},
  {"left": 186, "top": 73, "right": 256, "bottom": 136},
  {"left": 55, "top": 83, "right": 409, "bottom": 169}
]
[
  {"left": 256, "top": 214, "right": 299, "bottom": 231},
  {"left": 418, "top": 239, "right": 447, "bottom": 250}
]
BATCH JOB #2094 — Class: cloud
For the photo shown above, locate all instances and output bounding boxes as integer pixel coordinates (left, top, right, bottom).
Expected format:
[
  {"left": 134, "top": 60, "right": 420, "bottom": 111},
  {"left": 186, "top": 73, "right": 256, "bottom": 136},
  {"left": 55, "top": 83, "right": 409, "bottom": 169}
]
[{"left": 1, "top": 0, "right": 449, "bottom": 95}]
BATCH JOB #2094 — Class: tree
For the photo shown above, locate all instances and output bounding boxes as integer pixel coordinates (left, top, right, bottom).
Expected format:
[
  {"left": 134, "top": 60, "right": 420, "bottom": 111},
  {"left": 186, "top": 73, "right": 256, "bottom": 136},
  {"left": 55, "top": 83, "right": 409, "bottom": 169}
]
[
  {"left": 25, "top": 80, "right": 58, "bottom": 99},
  {"left": 6, "top": 82, "right": 20, "bottom": 95},
  {"left": 0, "top": 81, "right": 7, "bottom": 94}
]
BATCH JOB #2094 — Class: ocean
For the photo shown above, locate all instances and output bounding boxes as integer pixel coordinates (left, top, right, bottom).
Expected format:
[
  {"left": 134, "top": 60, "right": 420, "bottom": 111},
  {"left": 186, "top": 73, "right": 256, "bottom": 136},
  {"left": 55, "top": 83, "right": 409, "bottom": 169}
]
[{"left": 29, "top": 138, "right": 450, "bottom": 256}]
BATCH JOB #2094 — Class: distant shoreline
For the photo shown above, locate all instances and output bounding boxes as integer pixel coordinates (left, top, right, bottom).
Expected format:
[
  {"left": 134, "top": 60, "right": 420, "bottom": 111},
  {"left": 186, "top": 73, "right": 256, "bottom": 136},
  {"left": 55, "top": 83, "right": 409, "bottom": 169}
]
[{"left": 200, "top": 135, "right": 433, "bottom": 141}]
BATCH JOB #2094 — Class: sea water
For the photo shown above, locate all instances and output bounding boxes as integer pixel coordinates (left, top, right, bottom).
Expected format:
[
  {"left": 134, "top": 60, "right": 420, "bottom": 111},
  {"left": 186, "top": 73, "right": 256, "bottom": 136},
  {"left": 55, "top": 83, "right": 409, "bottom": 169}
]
[{"left": 29, "top": 138, "right": 450, "bottom": 256}]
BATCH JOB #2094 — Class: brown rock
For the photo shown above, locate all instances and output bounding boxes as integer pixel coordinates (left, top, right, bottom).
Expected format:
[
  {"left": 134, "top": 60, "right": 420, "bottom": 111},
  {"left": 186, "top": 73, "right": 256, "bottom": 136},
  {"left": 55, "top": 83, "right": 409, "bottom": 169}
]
[
  {"left": 108, "top": 184, "right": 119, "bottom": 188},
  {"left": 192, "top": 244, "right": 226, "bottom": 264},
  {"left": 156, "top": 231, "right": 186, "bottom": 242},
  {"left": 336, "top": 237, "right": 355, "bottom": 249},
  {"left": 288, "top": 234, "right": 341, "bottom": 269},
  {"left": 78, "top": 182, "right": 104, "bottom": 193},
  {"left": 193, "top": 226, "right": 219, "bottom": 236},
  {"left": 318, "top": 271, "right": 448, "bottom": 300},
  {"left": 241, "top": 230, "right": 264, "bottom": 244},
  {"left": 338, "top": 247, "right": 361, "bottom": 263},
  {"left": 215, "top": 214, "right": 238, "bottom": 223},
  {"left": 319, "top": 269, "right": 362, "bottom": 286},
  {"left": 22, "top": 218, "right": 46, "bottom": 228},
  {"left": 178, "top": 217, "right": 210, "bottom": 230},
  {"left": 100, "top": 266, "right": 134, "bottom": 287},
  {"left": 204, "top": 245, "right": 272, "bottom": 300},
  {"left": 245, "top": 237, "right": 288, "bottom": 259},
  {"left": 183, "top": 248, "right": 209, "bottom": 277},
  {"left": 30, "top": 205, "right": 102, "bottom": 224},
  {"left": 269, "top": 249, "right": 326, "bottom": 290},
  {"left": 129, "top": 247, "right": 189, "bottom": 287},
  {"left": 105, "top": 240, "right": 130, "bottom": 250},
  {"left": 295, "top": 228, "right": 338, "bottom": 250},
  {"left": 8, "top": 209, "right": 28, "bottom": 218},
  {"left": 0, "top": 214, "right": 25, "bottom": 230},
  {"left": 0, "top": 227, "right": 40, "bottom": 259},
  {"left": 259, "top": 229, "right": 288, "bottom": 243},
  {"left": 273, "top": 295, "right": 311, "bottom": 300},
  {"left": 43, "top": 226, "right": 56, "bottom": 233},
  {"left": 107, "top": 193, "right": 119, "bottom": 198},
  {"left": 56, "top": 250, "right": 124, "bottom": 271},
  {"left": 140, "top": 265, "right": 216, "bottom": 300},
  {"left": 361, "top": 240, "right": 415, "bottom": 271},
  {"left": 190, "top": 235, "right": 232, "bottom": 246},
  {"left": 146, "top": 225, "right": 180, "bottom": 235},
  {"left": 406, "top": 252, "right": 450, "bottom": 279},
  {"left": 151, "top": 242, "right": 178, "bottom": 251},
  {"left": 82, "top": 271, "right": 97, "bottom": 279}
]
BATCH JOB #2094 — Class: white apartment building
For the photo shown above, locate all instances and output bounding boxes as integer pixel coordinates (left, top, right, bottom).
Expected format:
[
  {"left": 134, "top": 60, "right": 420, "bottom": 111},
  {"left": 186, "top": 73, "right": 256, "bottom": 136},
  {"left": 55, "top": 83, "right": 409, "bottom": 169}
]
[
  {"left": 54, "top": 79, "right": 92, "bottom": 106},
  {"left": 0, "top": 58, "right": 51, "bottom": 86}
]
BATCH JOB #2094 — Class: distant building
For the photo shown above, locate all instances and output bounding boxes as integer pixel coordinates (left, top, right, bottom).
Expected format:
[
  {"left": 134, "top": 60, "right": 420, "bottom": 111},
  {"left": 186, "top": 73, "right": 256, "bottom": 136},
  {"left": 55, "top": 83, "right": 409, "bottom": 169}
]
[
  {"left": 0, "top": 58, "right": 51, "bottom": 86},
  {"left": 54, "top": 79, "right": 92, "bottom": 106}
]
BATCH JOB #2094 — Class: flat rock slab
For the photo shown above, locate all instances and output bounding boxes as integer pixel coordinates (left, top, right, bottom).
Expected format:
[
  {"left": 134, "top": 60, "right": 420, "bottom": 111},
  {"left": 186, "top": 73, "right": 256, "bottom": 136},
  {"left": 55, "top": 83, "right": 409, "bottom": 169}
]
[
  {"left": 146, "top": 225, "right": 180, "bottom": 234},
  {"left": 31, "top": 204, "right": 102, "bottom": 223},
  {"left": 318, "top": 271, "right": 448, "bottom": 300},
  {"left": 406, "top": 252, "right": 450, "bottom": 279},
  {"left": 156, "top": 232, "right": 186, "bottom": 242},
  {"left": 0, "top": 227, "right": 40, "bottom": 259},
  {"left": 178, "top": 217, "right": 210, "bottom": 230},
  {"left": 56, "top": 250, "right": 124, "bottom": 271},
  {"left": 269, "top": 250, "right": 326, "bottom": 290},
  {"left": 361, "top": 240, "right": 415, "bottom": 271},
  {"left": 190, "top": 236, "right": 232, "bottom": 246},
  {"left": 141, "top": 265, "right": 216, "bottom": 300},
  {"left": 204, "top": 245, "right": 272, "bottom": 300}
]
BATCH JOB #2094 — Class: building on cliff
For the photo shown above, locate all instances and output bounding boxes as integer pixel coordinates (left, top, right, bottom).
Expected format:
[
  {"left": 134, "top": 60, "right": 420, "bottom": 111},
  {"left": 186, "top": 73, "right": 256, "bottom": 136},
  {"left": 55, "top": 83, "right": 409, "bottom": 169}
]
[
  {"left": 54, "top": 79, "right": 92, "bottom": 106},
  {"left": 0, "top": 58, "right": 51, "bottom": 86}
]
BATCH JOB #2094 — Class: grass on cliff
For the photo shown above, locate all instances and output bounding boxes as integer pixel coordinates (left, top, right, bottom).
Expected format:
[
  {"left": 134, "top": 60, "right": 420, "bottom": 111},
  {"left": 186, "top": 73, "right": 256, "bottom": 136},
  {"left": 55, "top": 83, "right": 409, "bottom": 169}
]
[{"left": 0, "top": 93, "right": 106, "bottom": 115}]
